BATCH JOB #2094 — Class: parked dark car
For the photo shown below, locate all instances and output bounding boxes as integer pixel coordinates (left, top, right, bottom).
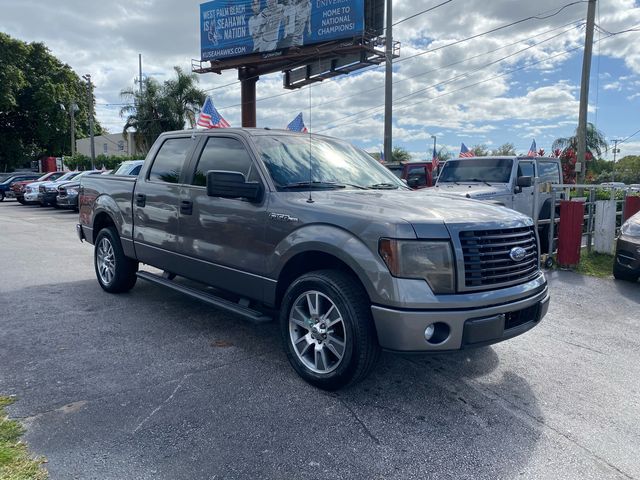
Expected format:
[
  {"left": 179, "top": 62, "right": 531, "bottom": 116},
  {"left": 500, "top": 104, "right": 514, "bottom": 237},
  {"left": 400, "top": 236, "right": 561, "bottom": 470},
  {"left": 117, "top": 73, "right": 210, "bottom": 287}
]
[
  {"left": 614, "top": 211, "right": 640, "bottom": 282},
  {"left": 10, "top": 171, "right": 65, "bottom": 204},
  {"left": 56, "top": 181, "right": 82, "bottom": 211},
  {"left": 0, "top": 173, "right": 42, "bottom": 201}
]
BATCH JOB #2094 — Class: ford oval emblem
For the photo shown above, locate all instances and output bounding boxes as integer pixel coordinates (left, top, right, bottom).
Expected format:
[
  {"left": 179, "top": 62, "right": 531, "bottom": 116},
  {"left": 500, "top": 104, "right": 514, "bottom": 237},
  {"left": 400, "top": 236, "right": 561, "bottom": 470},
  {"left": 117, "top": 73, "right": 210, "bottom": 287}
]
[{"left": 509, "top": 246, "right": 527, "bottom": 262}]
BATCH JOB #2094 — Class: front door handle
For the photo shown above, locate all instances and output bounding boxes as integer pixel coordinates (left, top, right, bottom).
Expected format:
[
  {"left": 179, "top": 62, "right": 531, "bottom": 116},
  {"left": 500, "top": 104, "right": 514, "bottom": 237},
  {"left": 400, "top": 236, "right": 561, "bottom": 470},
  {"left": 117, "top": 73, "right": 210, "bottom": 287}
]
[
  {"left": 180, "top": 200, "right": 193, "bottom": 215},
  {"left": 135, "top": 193, "right": 146, "bottom": 207}
]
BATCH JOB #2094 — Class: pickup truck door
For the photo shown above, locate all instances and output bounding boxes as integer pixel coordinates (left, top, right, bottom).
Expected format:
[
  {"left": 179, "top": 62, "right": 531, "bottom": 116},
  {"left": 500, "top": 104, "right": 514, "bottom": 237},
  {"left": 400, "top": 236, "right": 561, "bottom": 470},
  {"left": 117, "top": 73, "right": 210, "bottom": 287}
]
[
  {"left": 512, "top": 160, "right": 536, "bottom": 218},
  {"left": 177, "top": 135, "right": 271, "bottom": 302},
  {"left": 132, "top": 135, "right": 198, "bottom": 271}
]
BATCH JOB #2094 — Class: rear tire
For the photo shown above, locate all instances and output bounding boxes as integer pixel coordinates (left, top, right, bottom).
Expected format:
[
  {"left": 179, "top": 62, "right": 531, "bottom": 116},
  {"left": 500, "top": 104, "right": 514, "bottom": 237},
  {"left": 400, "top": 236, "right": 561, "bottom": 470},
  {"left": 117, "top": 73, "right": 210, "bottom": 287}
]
[
  {"left": 280, "top": 270, "right": 380, "bottom": 390},
  {"left": 613, "top": 261, "right": 639, "bottom": 282},
  {"left": 94, "top": 226, "right": 138, "bottom": 293}
]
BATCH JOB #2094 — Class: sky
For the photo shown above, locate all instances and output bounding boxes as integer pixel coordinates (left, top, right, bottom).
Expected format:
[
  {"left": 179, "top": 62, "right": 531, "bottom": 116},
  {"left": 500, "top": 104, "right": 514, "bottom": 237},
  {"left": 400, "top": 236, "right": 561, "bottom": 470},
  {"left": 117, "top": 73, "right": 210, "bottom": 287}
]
[{"left": 2, "top": 0, "right": 640, "bottom": 160}]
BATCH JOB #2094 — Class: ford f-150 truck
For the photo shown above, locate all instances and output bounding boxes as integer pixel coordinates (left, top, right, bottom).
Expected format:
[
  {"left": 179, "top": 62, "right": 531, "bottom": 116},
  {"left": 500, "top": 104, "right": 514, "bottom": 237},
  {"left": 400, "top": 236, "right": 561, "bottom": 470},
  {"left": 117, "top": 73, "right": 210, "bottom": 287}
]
[{"left": 78, "top": 129, "right": 549, "bottom": 390}]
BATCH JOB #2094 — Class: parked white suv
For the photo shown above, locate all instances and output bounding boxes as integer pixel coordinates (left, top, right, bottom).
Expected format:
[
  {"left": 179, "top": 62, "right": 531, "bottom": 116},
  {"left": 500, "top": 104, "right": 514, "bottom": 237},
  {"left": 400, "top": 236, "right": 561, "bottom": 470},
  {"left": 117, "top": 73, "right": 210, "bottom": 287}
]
[{"left": 435, "top": 156, "right": 564, "bottom": 250}]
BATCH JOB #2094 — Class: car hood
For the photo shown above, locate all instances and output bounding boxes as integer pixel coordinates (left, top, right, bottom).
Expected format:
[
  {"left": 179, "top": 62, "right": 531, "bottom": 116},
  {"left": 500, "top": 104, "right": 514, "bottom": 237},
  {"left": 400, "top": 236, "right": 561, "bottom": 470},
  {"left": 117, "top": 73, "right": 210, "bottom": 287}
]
[
  {"left": 283, "top": 189, "right": 531, "bottom": 238},
  {"left": 433, "top": 183, "right": 511, "bottom": 199}
]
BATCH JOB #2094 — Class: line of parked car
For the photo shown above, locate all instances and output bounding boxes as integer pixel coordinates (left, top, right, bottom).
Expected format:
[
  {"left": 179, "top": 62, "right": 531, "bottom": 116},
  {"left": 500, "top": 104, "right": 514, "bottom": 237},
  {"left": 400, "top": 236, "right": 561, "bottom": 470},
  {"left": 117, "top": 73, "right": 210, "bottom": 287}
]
[{"left": 0, "top": 160, "right": 144, "bottom": 211}]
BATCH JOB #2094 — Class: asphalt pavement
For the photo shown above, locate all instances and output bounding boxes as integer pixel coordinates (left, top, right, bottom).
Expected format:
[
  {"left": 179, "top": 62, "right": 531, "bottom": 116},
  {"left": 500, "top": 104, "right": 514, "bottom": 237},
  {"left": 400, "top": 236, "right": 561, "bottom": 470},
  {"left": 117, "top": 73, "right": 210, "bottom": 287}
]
[{"left": 1, "top": 200, "right": 639, "bottom": 480}]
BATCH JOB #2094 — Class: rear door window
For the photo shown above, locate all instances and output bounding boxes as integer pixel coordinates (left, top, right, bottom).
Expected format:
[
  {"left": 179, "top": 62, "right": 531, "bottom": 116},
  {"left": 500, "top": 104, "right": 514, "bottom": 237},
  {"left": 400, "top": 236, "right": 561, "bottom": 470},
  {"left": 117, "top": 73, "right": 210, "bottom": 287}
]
[
  {"left": 517, "top": 162, "right": 535, "bottom": 178},
  {"left": 148, "top": 137, "right": 193, "bottom": 184}
]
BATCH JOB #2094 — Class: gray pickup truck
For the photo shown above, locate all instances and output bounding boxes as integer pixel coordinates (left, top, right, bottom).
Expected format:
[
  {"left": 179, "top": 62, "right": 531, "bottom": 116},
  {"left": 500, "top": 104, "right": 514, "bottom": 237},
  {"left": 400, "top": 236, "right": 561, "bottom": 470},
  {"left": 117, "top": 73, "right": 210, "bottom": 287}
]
[{"left": 78, "top": 129, "right": 549, "bottom": 390}]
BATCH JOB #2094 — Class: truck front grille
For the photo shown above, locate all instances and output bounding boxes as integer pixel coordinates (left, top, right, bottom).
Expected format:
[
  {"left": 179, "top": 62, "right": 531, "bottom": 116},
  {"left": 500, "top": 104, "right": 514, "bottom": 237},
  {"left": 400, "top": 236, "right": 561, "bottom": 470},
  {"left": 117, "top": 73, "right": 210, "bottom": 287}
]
[{"left": 459, "top": 226, "right": 538, "bottom": 289}]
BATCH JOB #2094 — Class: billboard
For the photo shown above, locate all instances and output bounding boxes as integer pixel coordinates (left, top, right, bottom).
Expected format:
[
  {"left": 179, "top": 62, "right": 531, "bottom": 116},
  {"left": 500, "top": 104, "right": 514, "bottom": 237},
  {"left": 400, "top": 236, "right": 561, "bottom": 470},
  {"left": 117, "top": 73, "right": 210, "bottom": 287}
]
[{"left": 200, "top": 0, "right": 365, "bottom": 61}]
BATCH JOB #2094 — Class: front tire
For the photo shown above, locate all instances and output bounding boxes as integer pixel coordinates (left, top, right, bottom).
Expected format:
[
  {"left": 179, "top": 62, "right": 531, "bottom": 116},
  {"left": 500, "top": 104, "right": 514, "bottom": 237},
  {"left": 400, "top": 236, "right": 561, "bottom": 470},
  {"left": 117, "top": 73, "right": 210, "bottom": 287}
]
[
  {"left": 0, "top": 192, "right": 4, "bottom": 202},
  {"left": 94, "top": 226, "right": 138, "bottom": 293},
  {"left": 280, "top": 270, "right": 380, "bottom": 390}
]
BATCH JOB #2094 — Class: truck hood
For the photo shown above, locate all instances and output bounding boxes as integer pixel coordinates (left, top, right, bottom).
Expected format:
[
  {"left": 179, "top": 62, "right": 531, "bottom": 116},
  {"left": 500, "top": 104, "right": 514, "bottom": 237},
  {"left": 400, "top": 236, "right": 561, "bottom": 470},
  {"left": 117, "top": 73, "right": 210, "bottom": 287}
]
[
  {"left": 286, "top": 189, "right": 531, "bottom": 238},
  {"left": 433, "top": 183, "right": 511, "bottom": 199}
]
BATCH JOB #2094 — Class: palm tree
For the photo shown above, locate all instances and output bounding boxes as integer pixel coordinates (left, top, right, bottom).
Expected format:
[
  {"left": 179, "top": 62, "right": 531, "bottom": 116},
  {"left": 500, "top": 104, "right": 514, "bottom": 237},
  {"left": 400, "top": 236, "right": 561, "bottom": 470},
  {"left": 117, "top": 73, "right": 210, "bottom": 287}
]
[
  {"left": 163, "top": 66, "right": 206, "bottom": 129},
  {"left": 552, "top": 122, "right": 608, "bottom": 159},
  {"left": 120, "top": 67, "right": 206, "bottom": 154}
]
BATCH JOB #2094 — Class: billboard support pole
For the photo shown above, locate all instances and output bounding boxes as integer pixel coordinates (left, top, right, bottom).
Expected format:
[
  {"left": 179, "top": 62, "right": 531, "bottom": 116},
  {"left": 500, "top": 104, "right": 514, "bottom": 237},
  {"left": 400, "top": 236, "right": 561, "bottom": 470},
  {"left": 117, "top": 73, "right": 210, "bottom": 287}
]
[
  {"left": 383, "top": 0, "right": 392, "bottom": 164},
  {"left": 239, "top": 67, "right": 257, "bottom": 128}
]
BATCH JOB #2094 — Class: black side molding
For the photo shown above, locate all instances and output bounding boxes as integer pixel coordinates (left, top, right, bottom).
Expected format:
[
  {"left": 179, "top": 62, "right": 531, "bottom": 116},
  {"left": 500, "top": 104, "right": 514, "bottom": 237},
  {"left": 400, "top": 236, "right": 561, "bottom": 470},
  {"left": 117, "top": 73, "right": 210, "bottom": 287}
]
[{"left": 136, "top": 271, "right": 271, "bottom": 323}]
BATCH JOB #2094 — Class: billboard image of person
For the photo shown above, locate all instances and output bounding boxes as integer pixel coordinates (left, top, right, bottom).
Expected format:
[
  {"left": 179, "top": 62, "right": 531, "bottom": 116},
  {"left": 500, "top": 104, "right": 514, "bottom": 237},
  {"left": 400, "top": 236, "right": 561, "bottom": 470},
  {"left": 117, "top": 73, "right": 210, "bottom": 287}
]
[{"left": 200, "top": 0, "right": 365, "bottom": 61}]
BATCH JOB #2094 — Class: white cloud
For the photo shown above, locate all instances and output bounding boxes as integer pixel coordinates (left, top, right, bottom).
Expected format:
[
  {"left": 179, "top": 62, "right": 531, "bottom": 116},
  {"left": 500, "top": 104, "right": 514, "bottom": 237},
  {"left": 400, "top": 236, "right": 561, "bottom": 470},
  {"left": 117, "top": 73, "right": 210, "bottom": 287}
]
[{"left": 0, "top": 0, "right": 638, "bottom": 157}]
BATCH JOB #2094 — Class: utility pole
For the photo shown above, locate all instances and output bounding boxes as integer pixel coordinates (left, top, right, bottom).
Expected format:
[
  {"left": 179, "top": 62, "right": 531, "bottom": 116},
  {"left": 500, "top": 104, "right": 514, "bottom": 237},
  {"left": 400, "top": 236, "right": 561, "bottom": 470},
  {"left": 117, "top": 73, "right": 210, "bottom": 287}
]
[
  {"left": 612, "top": 139, "right": 621, "bottom": 181},
  {"left": 83, "top": 74, "right": 96, "bottom": 170},
  {"left": 138, "top": 54, "right": 143, "bottom": 96},
  {"left": 576, "top": 0, "right": 596, "bottom": 185},
  {"left": 70, "top": 102, "right": 78, "bottom": 156},
  {"left": 383, "top": 0, "right": 393, "bottom": 164}
]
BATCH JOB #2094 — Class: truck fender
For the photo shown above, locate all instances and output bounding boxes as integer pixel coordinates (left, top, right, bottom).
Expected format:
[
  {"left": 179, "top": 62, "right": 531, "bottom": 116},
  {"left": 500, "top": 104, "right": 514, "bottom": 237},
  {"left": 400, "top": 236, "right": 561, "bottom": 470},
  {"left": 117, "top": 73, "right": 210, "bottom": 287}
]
[
  {"left": 92, "top": 195, "right": 135, "bottom": 258},
  {"left": 269, "top": 224, "right": 395, "bottom": 306}
]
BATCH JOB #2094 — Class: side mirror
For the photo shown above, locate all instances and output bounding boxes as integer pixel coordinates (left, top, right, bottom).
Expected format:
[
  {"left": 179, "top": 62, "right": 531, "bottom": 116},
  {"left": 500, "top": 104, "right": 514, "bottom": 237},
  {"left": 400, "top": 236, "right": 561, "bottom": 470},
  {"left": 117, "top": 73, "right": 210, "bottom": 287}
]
[
  {"left": 516, "top": 176, "right": 533, "bottom": 188},
  {"left": 206, "top": 171, "right": 263, "bottom": 202}
]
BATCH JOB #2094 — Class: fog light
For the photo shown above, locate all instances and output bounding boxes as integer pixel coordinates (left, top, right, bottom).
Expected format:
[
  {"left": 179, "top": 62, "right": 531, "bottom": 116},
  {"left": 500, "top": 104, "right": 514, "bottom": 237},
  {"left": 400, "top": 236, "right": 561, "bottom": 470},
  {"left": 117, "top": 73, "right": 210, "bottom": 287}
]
[
  {"left": 424, "top": 324, "right": 435, "bottom": 341},
  {"left": 424, "top": 322, "right": 451, "bottom": 345}
]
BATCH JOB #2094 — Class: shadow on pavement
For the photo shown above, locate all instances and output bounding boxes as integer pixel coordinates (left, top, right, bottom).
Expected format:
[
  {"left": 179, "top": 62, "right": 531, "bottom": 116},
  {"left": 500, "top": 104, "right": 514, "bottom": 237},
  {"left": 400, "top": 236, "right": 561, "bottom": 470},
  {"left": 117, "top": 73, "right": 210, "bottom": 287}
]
[{"left": 1, "top": 277, "right": 542, "bottom": 479}]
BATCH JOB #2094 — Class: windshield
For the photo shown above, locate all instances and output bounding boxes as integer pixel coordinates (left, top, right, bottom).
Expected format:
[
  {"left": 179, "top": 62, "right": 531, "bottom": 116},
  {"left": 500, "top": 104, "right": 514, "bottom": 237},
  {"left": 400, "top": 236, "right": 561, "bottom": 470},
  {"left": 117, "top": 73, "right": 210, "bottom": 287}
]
[
  {"left": 438, "top": 158, "right": 513, "bottom": 183},
  {"left": 253, "top": 135, "right": 406, "bottom": 190}
]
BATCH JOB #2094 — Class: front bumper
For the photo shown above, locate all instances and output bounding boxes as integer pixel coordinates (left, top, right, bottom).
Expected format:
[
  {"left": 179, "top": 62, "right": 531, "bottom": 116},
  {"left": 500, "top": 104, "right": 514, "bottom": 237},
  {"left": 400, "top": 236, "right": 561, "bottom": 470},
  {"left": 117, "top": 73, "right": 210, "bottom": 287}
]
[
  {"left": 56, "top": 194, "right": 78, "bottom": 208},
  {"left": 39, "top": 192, "right": 58, "bottom": 204},
  {"left": 615, "top": 235, "right": 640, "bottom": 274},
  {"left": 372, "top": 286, "right": 549, "bottom": 352},
  {"left": 24, "top": 192, "right": 39, "bottom": 202}
]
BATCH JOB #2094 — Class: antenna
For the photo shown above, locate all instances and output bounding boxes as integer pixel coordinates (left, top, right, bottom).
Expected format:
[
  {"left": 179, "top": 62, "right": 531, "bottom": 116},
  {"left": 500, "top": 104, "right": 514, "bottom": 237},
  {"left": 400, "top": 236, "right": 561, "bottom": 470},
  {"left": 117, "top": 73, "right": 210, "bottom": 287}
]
[{"left": 306, "top": 80, "right": 314, "bottom": 204}]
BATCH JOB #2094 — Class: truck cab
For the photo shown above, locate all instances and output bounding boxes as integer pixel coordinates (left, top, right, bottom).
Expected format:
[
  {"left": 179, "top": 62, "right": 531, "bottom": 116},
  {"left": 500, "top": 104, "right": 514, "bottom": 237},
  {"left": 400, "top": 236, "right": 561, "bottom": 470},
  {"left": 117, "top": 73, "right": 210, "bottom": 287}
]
[{"left": 386, "top": 161, "right": 434, "bottom": 189}]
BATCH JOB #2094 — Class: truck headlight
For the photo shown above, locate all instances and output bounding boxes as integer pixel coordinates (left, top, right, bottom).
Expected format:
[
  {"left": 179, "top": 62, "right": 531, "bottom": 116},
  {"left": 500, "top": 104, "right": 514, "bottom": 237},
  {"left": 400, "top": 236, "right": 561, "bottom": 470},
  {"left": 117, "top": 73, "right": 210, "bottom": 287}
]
[
  {"left": 379, "top": 239, "right": 455, "bottom": 294},
  {"left": 621, "top": 219, "right": 640, "bottom": 237}
]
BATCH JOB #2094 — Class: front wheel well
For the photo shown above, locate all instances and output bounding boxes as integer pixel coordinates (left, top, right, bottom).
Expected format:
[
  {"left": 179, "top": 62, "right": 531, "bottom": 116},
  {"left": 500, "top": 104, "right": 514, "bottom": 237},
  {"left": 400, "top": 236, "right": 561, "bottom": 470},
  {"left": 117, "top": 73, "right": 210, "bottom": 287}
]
[
  {"left": 275, "top": 251, "right": 367, "bottom": 308},
  {"left": 92, "top": 212, "right": 116, "bottom": 243}
]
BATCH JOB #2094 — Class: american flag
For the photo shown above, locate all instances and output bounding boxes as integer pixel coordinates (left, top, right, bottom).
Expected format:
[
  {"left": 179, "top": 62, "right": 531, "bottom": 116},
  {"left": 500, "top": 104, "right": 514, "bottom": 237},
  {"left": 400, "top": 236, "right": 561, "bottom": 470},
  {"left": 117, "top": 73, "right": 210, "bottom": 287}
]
[
  {"left": 527, "top": 139, "right": 537, "bottom": 157},
  {"left": 286, "top": 112, "right": 308, "bottom": 132},
  {"left": 431, "top": 143, "right": 439, "bottom": 170},
  {"left": 197, "top": 97, "right": 230, "bottom": 129},
  {"left": 459, "top": 143, "right": 473, "bottom": 158}
]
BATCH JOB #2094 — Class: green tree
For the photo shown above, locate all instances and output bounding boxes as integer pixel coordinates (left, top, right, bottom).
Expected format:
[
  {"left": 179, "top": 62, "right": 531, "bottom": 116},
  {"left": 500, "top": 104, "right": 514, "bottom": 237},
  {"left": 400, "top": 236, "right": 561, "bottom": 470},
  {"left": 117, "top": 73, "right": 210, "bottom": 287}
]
[
  {"left": 491, "top": 143, "right": 516, "bottom": 156},
  {"left": 471, "top": 144, "right": 489, "bottom": 156},
  {"left": 0, "top": 33, "right": 102, "bottom": 171},
  {"left": 614, "top": 155, "right": 640, "bottom": 184},
  {"left": 121, "top": 67, "right": 206, "bottom": 154},
  {"left": 391, "top": 146, "right": 412, "bottom": 162}
]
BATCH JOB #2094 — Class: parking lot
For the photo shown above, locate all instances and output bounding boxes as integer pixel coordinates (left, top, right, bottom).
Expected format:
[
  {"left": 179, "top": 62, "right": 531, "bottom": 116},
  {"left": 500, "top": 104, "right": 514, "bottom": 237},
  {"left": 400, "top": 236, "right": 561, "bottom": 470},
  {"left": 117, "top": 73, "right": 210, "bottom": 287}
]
[{"left": 1, "top": 200, "right": 639, "bottom": 479}]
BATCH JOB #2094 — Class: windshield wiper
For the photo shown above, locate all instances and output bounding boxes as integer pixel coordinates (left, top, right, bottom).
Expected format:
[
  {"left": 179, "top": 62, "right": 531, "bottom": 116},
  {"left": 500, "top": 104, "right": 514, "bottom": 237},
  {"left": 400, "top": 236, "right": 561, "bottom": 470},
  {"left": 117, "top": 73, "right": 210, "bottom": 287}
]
[
  {"left": 368, "top": 183, "right": 399, "bottom": 190},
  {"left": 281, "top": 181, "right": 347, "bottom": 190},
  {"left": 469, "top": 178, "right": 492, "bottom": 186}
]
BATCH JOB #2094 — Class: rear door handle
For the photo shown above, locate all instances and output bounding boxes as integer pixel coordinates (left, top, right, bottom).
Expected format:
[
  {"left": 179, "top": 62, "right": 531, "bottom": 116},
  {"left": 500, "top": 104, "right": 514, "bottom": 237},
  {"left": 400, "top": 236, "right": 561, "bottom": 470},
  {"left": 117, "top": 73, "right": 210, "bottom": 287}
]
[
  {"left": 180, "top": 200, "right": 193, "bottom": 215},
  {"left": 135, "top": 193, "right": 146, "bottom": 207}
]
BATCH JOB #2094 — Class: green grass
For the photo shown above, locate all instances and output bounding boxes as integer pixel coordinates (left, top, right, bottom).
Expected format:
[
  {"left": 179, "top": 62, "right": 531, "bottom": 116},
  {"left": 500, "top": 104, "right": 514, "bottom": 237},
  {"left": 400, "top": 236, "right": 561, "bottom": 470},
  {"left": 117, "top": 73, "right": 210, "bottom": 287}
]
[
  {"left": 574, "top": 250, "right": 615, "bottom": 278},
  {"left": 0, "top": 397, "right": 47, "bottom": 480}
]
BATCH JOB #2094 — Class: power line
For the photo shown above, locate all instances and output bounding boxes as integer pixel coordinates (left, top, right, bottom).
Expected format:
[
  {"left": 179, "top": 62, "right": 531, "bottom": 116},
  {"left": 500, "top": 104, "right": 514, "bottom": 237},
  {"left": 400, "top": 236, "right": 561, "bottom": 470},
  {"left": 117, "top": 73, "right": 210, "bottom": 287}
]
[
  {"left": 317, "top": 28, "right": 589, "bottom": 132},
  {"left": 397, "top": 1, "right": 588, "bottom": 64},
  {"left": 618, "top": 128, "right": 640, "bottom": 145},
  {"left": 392, "top": 0, "right": 453, "bottom": 26},
  {"left": 216, "top": 18, "right": 583, "bottom": 114}
]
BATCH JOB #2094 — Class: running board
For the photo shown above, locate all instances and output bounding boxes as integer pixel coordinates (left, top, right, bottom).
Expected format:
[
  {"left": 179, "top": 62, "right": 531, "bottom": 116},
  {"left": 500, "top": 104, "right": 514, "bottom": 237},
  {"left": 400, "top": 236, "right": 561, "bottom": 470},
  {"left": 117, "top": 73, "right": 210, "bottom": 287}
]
[{"left": 136, "top": 271, "right": 272, "bottom": 323}]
